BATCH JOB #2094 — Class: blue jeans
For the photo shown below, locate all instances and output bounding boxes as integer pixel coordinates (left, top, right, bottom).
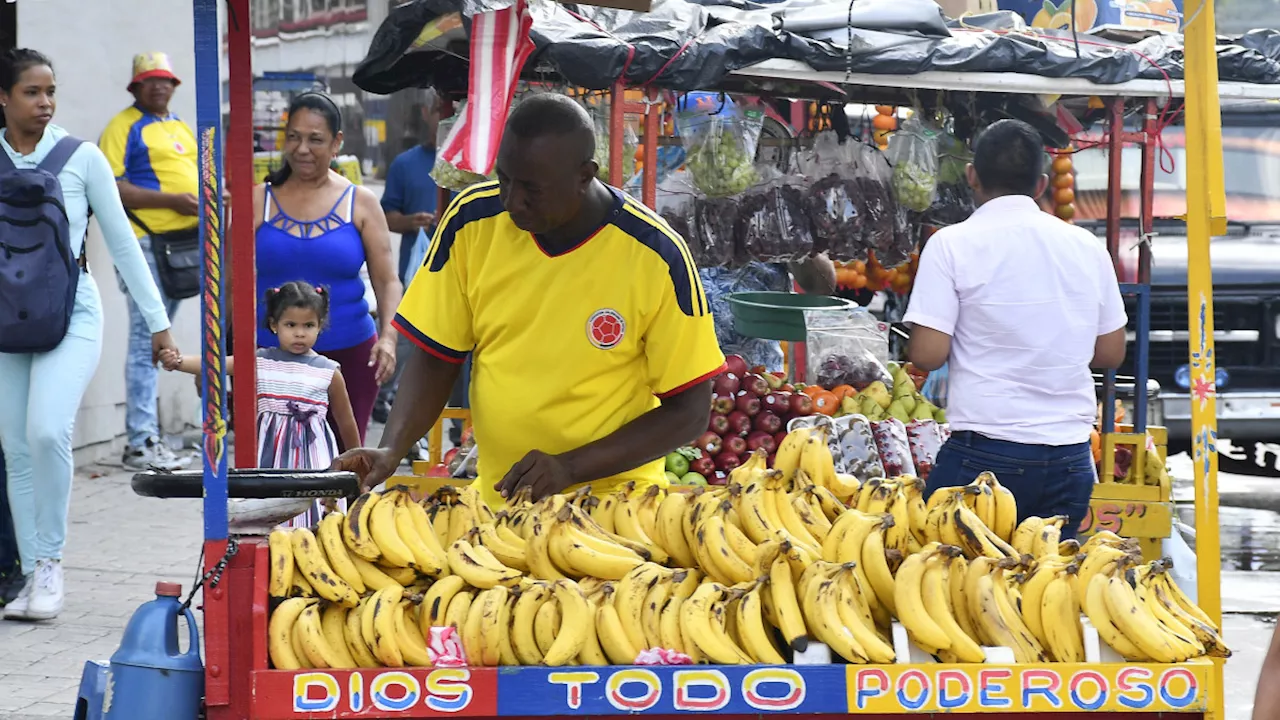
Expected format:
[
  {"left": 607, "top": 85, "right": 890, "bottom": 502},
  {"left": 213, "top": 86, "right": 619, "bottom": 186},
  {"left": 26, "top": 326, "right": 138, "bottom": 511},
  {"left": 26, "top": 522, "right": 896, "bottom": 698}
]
[
  {"left": 924, "top": 430, "right": 1096, "bottom": 540},
  {"left": 0, "top": 275, "right": 104, "bottom": 572},
  {"left": 118, "top": 235, "right": 182, "bottom": 447},
  {"left": 0, "top": 450, "right": 17, "bottom": 575}
]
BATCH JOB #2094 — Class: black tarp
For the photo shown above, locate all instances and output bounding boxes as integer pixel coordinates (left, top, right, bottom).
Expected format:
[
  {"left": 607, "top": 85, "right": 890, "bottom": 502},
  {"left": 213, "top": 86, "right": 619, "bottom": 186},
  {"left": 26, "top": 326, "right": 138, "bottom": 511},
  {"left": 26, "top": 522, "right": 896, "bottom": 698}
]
[{"left": 353, "top": 0, "right": 1280, "bottom": 95}]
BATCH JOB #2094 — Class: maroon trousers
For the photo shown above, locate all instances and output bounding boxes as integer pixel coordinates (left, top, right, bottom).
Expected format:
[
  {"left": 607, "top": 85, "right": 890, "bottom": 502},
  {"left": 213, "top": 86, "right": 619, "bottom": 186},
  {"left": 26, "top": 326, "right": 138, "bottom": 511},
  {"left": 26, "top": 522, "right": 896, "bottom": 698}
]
[{"left": 318, "top": 334, "right": 379, "bottom": 451}]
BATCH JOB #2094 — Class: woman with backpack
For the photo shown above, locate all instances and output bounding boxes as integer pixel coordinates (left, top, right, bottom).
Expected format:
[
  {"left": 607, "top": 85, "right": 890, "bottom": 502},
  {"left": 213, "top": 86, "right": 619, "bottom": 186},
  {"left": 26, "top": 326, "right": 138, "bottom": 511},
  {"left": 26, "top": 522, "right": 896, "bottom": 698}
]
[{"left": 0, "top": 49, "right": 179, "bottom": 622}]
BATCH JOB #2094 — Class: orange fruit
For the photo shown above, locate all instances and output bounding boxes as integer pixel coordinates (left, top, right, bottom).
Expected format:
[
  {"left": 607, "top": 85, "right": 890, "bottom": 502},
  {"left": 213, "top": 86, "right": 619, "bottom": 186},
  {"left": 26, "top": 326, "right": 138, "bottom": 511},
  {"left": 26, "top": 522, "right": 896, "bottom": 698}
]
[
  {"left": 872, "top": 114, "right": 897, "bottom": 131},
  {"left": 849, "top": 273, "right": 868, "bottom": 290},
  {"left": 851, "top": 259, "right": 867, "bottom": 275},
  {"left": 1052, "top": 156, "right": 1073, "bottom": 175},
  {"left": 812, "top": 391, "right": 840, "bottom": 416},
  {"left": 1055, "top": 204, "right": 1076, "bottom": 220},
  {"left": 875, "top": 105, "right": 895, "bottom": 116},
  {"left": 1052, "top": 173, "right": 1075, "bottom": 189},
  {"left": 802, "top": 385, "right": 824, "bottom": 399},
  {"left": 1054, "top": 188, "right": 1076, "bottom": 205},
  {"left": 829, "top": 385, "right": 857, "bottom": 401},
  {"left": 892, "top": 275, "right": 912, "bottom": 294}
]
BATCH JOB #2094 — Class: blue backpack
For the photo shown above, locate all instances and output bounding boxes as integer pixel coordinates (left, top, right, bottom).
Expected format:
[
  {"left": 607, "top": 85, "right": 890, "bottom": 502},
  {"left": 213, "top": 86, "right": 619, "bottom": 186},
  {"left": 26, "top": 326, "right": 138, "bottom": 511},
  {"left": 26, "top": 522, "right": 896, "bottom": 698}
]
[{"left": 0, "top": 136, "right": 85, "bottom": 353}]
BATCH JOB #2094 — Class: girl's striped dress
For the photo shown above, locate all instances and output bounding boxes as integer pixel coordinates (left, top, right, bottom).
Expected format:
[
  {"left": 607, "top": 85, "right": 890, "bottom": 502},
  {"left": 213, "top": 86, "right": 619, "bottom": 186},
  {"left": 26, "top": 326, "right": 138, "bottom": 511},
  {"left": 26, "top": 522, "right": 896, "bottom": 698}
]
[{"left": 254, "top": 347, "right": 346, "bottom": 528}]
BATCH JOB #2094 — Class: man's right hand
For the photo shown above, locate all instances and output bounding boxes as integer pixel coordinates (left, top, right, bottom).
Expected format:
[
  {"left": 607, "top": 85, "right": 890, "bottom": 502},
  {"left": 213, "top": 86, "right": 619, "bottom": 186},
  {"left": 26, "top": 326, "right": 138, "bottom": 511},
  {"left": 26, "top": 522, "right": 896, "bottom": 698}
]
[
  {"left": 170, "top": 193, "right": 200, "bottom": 216},
  {"left": 331, "top": 447, "right": 401, "bottom": 491},
  {"left": 412, "top": 212, "right": 435, "bottom": 229}
]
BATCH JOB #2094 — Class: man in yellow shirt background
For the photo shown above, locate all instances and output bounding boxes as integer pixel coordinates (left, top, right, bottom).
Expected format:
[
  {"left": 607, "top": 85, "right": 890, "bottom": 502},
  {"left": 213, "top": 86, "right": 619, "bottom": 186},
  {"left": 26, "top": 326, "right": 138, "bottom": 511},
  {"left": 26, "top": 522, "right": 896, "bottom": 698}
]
[
  {"left": 99, "top": 52, "right": 198, "bottom": 472},
  {"left": 334, "top": 94, "right": 724, "bottom": 506}
]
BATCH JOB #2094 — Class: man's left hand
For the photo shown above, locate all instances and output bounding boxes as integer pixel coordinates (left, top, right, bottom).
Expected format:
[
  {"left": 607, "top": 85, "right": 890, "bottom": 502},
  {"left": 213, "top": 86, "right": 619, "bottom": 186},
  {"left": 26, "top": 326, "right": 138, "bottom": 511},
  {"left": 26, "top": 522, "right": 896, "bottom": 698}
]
[{"left": 495, "top": 450, "right": 577, "bottom": 501}]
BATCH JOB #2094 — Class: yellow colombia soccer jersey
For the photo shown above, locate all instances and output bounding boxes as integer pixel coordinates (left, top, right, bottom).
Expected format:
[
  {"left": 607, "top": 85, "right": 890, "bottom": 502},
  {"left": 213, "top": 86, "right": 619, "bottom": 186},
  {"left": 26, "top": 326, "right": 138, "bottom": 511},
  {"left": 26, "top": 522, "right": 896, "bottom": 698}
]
[
  {"left": 99, "top": 106, "right": 199, "bottom": 238},
  {"left": 394, "top": 181, "right": 726, "bottom": 509}
]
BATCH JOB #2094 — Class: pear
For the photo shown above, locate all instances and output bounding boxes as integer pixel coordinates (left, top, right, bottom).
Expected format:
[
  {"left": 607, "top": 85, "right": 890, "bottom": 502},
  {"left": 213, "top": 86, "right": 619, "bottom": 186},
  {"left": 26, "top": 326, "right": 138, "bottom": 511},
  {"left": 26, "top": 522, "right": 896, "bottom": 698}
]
[
  {"left": 934, "top": 407, "right": 947, "bottom": 423},
  {"left": 841, "top": 395, "right": 860, "bottom": 416},
  {"left": 910, "top": 401, "right": 935, "bottom": 422},
  {"left": 858, "top": 394, "right": 879, "bottom": 417},
  {"left": 863, "top": 381, "right": 892, "bottom": 410},
  {"left": 886, "top": 361, "right": 901, "bottom": 375},
  {"left": 887, "top": 400, "right": 911, "bottom": 423},
  {"left": 897, "top": 393, "right": 916, "bottom": 413}
]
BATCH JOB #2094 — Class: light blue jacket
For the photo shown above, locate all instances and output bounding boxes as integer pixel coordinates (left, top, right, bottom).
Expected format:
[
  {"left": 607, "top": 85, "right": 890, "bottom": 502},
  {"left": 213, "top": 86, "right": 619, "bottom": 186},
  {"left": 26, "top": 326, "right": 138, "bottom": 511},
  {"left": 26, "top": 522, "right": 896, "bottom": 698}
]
[{"left": 0, "top": 124, "right": 169, "bottom": 333}]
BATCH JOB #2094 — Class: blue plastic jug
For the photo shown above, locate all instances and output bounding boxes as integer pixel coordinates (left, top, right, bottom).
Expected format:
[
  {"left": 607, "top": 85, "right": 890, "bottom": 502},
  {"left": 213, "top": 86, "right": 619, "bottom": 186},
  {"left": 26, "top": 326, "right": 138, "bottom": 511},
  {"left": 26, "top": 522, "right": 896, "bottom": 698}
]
[{"left": 103, "top": 581, "right": 203, "bottom": 720}]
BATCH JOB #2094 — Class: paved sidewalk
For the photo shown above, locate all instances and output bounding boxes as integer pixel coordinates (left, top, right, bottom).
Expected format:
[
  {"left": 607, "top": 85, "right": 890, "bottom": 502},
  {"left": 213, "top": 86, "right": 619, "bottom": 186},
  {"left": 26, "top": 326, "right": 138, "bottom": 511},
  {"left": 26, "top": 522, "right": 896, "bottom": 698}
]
[{"left": 0, "top": 465, "right": 204, "bottom": 719}]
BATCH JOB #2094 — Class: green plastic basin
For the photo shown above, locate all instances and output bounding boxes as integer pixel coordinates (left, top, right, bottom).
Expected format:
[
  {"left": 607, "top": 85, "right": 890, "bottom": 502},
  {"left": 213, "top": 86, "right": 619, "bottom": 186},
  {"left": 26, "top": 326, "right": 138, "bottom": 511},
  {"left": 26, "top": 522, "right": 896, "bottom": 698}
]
[{"left": 727, "top": 292, "right": 855, "bottom": 342}]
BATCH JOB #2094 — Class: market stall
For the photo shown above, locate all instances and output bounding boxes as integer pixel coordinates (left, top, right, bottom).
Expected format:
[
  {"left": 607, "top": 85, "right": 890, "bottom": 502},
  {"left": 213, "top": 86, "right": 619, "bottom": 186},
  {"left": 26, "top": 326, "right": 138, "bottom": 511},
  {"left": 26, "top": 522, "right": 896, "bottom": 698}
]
[{"left": 168, "top": 0, "right": 1259, "bottom": 718}]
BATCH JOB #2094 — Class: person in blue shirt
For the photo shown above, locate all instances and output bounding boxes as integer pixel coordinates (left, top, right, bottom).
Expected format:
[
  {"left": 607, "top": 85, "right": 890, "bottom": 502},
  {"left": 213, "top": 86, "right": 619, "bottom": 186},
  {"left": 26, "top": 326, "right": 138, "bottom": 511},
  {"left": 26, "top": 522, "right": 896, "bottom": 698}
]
[
  {"left": 381, "top": 92, "right": 441, "bottom": 284},
  {"left": 375, "top": 92, "right": 469, "bottom": 446}
]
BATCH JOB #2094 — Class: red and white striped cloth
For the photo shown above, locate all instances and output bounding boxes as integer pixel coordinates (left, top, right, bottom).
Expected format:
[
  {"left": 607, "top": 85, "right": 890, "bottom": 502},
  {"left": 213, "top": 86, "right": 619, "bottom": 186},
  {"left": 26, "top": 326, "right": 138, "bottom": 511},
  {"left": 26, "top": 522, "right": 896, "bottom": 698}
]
[{"left": 439, "top": 0, "right": 536, "bottom": 175}]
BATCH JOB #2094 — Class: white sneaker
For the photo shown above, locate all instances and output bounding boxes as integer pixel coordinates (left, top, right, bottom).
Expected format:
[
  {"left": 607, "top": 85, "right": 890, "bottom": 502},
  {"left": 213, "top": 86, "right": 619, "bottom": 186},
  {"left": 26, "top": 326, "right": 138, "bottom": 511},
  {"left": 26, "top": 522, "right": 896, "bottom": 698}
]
[
  {"left": 25, "top": 559, "right": 63, "bottom": 620},
  {"left": 123, "top": 437, "right": 192, "bottom": 471},
  {"left": 3, "top": 574, "right": 33, "bottom": 620}
]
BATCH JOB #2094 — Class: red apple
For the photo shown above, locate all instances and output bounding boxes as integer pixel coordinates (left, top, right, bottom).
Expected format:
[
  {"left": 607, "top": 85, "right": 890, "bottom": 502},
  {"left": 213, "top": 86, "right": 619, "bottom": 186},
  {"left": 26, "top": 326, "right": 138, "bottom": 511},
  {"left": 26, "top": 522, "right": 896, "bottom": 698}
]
[
  {"left": 773, "top": 430, "right": 789, "bottom": 449},
  {"left": 691, "top": 455, "right": 716, "bottom": 476},
  {"left": 724, "top": 355, "right": 749, "bottom": 378},
  {"left": 711, "top": 394, "right": 735, "bottom": 415},
  {"left": 726, "top": 411, "right": 753, "bottom": 437},
  {"left": 746, "top": 430, "right": 777, "bottom": 454},
  {"left": 735, "top": 394, "right": 762, "bottom": 417},
  {"left": 715, "top": 452, "right": 742, "bottom": 473},
  {"left": 713, "top": 372, "right": 741, "bottom": 396},
  {"left": 789, "top": 393, "right": 814, "bottom": 416},
  {"left": 741, "top": 373, "right": 770, "bottom": 397},
  {"left": 708, "top": 413, "right": 731, "bottom": 436},
  {"left": 766, "top": 453, "right": 777, "bottom": 468},
  {"left": 695, "top": 432, "right": 723, "bottom": 456},
  {"left": 761, "top": 392, "right": 789, "bottom": 413},
  {"left": 724, "top": 435, "right": 748, "bottom": 456},
  {"left": 754, "top": 411, "right": 783, "bottom": 435},
  {"left": 709, "top": 471, "right": 729, "bottom": 486},
  {"left": 780, "top": 383, "right": 796, "bottom": 392}
]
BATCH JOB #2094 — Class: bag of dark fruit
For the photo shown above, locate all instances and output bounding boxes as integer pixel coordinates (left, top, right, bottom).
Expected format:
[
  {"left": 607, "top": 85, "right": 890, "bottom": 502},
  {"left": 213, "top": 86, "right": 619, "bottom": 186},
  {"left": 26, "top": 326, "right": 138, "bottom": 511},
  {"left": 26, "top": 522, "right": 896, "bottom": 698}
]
[{"left": 805, "top": 308, "right": 892, "bottom": 390}]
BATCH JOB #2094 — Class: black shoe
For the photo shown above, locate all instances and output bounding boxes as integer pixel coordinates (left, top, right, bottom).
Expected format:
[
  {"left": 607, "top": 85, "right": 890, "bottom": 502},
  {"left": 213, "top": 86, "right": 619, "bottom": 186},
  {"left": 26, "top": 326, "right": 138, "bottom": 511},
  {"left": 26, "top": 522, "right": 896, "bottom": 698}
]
[
  {"left": 0, "top": 570, "right": 25, "bottom": 607},
  {"left": 372, "top": 400, "right": 391, "bottom": 425}
]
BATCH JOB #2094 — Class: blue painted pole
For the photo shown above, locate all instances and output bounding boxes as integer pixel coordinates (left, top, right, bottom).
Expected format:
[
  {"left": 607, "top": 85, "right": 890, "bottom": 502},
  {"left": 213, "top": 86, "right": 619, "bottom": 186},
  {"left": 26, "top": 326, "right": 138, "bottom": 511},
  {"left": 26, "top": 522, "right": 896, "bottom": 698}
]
[{"left": 193, "top": 0, "right": 228, "bottom": 542}]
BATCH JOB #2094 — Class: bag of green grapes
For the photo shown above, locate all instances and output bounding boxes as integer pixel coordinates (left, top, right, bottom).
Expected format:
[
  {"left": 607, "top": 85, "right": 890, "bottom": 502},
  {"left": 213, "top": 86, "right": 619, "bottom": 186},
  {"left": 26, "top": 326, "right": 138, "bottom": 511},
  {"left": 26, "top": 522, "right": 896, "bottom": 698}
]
[
  {"left": 583, "top": 98, "right": 638, "bottom": 184},
  {"left": 887, "top": 114, "right": 941, "bottom": 213},
  {"left": 675, "top": 97, "right": 765, "bottom": 198},
  {"left": 430, "top": 102, "right": 491, "bottom": 192}
]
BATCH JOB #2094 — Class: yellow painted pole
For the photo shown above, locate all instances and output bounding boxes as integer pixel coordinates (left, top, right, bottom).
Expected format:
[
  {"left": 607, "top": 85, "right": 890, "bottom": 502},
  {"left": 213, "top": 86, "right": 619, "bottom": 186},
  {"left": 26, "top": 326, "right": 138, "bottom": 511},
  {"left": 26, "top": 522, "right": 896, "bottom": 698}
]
[{"left": 1181, "top": 0, "right": 1226, "bottom": 717}]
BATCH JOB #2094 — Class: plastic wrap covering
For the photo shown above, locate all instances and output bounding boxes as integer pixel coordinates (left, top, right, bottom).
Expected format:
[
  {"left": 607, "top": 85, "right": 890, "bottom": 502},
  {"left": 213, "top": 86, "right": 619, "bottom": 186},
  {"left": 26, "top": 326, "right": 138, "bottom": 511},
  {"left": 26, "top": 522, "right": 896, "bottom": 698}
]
[{"left": 354, "top": 0, "right": 1280, "bottom": 100}]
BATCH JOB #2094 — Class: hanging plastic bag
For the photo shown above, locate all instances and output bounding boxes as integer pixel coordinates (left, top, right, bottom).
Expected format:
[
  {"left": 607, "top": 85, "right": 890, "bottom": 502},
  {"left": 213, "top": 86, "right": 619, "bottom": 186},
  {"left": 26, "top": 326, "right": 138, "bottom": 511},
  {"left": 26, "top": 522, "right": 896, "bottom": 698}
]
[
  {"left": 852, "top": 143, "right": 898, "bottom": 263},
  {"left": 587, "top": 99, "right": 638, "bottom": 184},
  {"left": 656, "top": 167, "right": 698, "bottom": 251},
  {"left": 735, "top": 169, "right": 816, "bottom": 262},
  {"left": 927, "top": 130, "right": 975, "bottom": 225},
  {"left": 677, "top": 101, "right": 765, "bottom": 198},
  {"left": 888, "top": 115, "right": 941, "bottom": 213},
  {"left": 431, "top": 104, "right": 490, "bottom": 192},
  {"left": 798, "top": 131, "right": 866, "bottom": 260},
  {"left": 691, "top": 195, "right": 740, "bottom": 268}
]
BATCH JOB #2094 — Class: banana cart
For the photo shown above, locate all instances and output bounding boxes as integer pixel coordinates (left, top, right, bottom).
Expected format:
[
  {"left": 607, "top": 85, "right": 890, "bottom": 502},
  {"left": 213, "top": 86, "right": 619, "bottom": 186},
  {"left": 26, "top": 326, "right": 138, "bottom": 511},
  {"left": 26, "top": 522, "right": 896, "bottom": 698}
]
[{"left": 170, "top": 0, "right": 1252, "bottom": 717}]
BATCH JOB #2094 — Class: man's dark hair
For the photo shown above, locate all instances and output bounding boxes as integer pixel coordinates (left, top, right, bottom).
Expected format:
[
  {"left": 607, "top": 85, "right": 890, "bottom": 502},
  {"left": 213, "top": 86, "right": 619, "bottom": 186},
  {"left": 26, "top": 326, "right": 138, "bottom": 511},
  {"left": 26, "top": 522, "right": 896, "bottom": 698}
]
[
  {"left": 504, "top": 93, "right": 596, "bottom": 162},
  {"left": 972, "top": 119, "right": 1046, "bottom": 197}
]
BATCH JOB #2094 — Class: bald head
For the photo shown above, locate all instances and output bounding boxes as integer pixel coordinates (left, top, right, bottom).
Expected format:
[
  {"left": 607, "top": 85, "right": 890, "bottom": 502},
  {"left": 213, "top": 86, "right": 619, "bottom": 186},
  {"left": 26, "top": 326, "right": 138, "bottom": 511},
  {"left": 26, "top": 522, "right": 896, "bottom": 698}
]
[{"left": 504, "top": 93, "right": 596, "bottom": 163}]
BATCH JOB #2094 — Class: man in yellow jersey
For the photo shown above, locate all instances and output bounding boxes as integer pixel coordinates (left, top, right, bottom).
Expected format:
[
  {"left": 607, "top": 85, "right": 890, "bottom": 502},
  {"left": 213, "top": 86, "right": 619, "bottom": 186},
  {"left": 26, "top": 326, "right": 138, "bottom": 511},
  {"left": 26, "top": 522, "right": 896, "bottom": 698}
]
[
  {"left": 100, "top": 52, "right": 198, "bottom": 472},
  {"left": 334, "top": 94, "right": 725, "bottom": 506}
]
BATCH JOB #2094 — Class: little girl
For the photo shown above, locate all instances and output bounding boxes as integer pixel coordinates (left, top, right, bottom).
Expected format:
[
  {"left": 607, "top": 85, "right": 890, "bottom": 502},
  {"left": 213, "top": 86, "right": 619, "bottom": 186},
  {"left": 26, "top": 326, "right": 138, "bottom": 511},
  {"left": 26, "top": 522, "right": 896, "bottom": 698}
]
[{"left": 161, "top": 281, "right": 361, "bottom": 527}]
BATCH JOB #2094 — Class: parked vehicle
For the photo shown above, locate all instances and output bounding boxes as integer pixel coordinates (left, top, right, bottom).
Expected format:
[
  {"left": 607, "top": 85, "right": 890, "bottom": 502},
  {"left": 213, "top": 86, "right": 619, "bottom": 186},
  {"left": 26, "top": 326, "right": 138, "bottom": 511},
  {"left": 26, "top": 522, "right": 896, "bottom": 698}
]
[{"left": 1075, "top": 101, "right": 1280, "bottom": 475}]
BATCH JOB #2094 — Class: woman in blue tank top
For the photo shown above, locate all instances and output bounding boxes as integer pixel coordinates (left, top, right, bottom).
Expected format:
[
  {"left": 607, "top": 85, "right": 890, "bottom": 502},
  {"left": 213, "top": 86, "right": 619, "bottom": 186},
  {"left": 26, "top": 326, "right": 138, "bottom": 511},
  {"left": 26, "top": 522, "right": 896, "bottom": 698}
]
[{"left": 250, "top": 92, "right": 402, "bottom": 444}]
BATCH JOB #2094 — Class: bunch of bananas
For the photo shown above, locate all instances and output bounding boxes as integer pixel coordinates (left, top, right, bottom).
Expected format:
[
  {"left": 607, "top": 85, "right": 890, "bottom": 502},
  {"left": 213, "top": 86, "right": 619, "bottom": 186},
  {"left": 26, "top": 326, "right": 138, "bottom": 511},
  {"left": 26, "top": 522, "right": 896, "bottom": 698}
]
[{"left": 264, "top": 426, "right": 1226, "bottom": 670}]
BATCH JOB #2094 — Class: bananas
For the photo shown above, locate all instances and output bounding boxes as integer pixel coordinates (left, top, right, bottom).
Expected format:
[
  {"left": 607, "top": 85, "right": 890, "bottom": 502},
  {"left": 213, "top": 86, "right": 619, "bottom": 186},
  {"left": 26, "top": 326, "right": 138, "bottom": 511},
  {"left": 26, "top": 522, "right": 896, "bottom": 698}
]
[{"left": 266, "top": 478, "right": 1226, "bottom": 669}]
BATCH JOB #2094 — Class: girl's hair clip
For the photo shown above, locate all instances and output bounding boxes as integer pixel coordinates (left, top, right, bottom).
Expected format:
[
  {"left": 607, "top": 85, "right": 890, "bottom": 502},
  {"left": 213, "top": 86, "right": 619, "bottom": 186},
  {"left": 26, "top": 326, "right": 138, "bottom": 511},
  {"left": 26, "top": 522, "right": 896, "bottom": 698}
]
[{"left": 315, "top": 286, "right": 325, "bottom": 295}]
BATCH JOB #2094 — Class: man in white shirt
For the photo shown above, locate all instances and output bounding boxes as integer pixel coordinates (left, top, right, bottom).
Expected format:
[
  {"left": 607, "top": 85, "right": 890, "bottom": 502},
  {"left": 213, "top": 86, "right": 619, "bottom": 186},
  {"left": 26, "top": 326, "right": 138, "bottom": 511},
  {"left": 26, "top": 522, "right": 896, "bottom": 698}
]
[{"left": 904, "top": 119, "right": 1127, "bottom": 537}]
